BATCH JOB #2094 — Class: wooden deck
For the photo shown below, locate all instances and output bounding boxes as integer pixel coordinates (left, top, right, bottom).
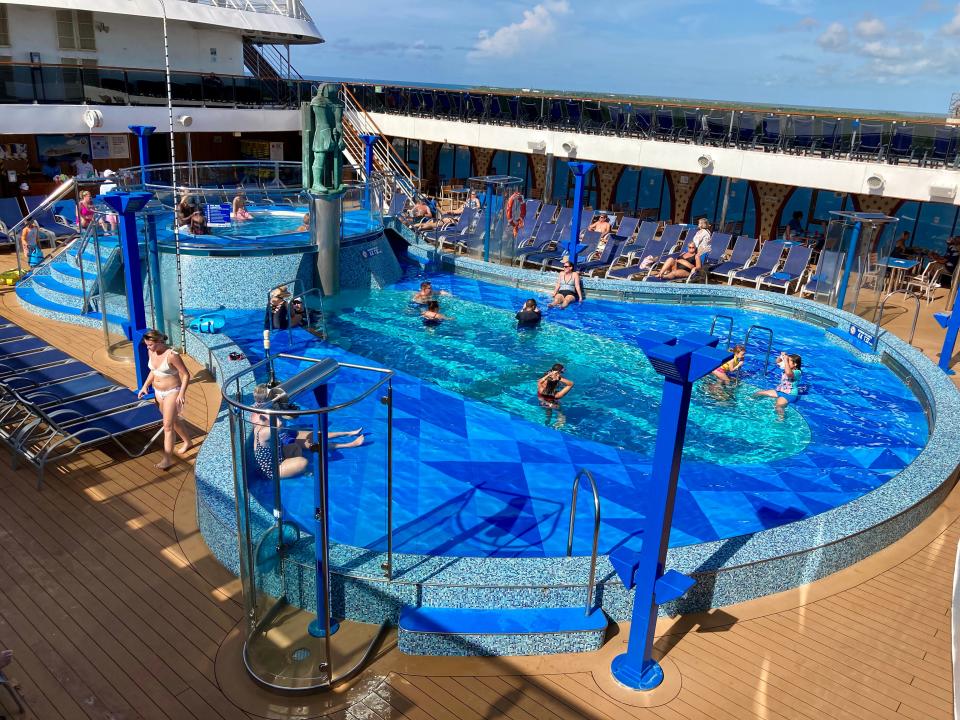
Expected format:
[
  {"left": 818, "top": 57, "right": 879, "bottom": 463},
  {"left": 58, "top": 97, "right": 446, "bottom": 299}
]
[{"left": 0, "top": 277, "right": 957, "bottom": 719}]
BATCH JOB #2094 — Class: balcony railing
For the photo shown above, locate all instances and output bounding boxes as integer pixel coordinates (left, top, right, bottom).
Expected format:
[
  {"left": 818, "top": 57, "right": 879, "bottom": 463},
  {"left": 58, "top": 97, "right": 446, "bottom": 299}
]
[
  {"left": 345, "top": 82, "right": 960, "bottom": 170},
  {"left": 181, "top": 0, "right": 311, "bottom": 21},
  {"left": 0, "top": 63, "right": 316, "bottom": 109}
]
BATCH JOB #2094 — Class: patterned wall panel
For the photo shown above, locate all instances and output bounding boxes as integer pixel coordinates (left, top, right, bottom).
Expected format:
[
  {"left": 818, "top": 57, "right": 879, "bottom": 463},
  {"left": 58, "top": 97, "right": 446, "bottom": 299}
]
[
  {"left": 529, "top": 153, "right": 547, "bottom": 199},
  {"left": 851, "top": 194, "right": 902, "bottom": 215},
  {"left": 470, "top": 147, "right": 496, "bottom": 178},
  {"left": 666, "top": 171, "right": 699, "bottom": 223},
  {"left": 755, "top": 181, "right": 794, "bottom": 240},
  {"left": 595, "top": 162, "right": 623, "bottom": 211},
  {"left": 421, "top": 141, "right": 440, "bottom": 191}
]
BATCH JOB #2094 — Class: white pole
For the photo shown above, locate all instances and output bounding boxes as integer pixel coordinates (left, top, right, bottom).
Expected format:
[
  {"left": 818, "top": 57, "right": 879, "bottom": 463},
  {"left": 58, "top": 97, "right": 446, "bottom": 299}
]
[{"left": 159, "top": 0, "right": 187, "bottom": 351}]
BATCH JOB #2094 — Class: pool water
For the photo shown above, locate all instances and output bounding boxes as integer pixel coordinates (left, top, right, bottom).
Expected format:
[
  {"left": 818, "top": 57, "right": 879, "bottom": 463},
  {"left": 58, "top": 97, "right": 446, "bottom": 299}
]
[{"left": 217, "top": 267, "right": 928, "bottom": 557}]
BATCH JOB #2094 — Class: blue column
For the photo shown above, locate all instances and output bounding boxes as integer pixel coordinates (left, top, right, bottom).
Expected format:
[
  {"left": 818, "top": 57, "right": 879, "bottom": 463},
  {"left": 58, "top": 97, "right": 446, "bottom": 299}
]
[
  {"left": 936, "top": 290, "right": 960, "bottom": 374},
  {"left": 835, "top": 221, "right": 862, "bottom": 310},
  {"left": 128, "top": 125, "right": 156, "bottom": 185},
  {"left": 100, "top": 191, "right": 154, "bottom": 392},
  {"left": 566, "top": 161, "right": 594, "bottom": 267},
  {"left": 359, "top": 133, "right": 379, "bottom": 210},
  {"left": 610, "top": 332, "right": 731, "bottom": 691}
]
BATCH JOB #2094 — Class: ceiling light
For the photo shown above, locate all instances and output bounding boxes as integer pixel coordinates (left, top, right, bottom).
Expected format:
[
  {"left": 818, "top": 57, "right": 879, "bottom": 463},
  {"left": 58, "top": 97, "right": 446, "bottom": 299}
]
[
  {"left": 865, "top": 173, "right": 884, "bottom": 191},
  {"left": 697, "top": 154, "right": 713, "bottom": 170},
  {"left": 561, "top": 141, "right": 577, "bottom": 154}
]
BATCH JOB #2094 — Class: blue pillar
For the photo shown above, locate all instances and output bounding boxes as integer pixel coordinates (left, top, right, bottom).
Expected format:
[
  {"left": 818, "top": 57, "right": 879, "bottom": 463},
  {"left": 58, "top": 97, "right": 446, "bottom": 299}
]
[
  {"left": 359, "top": 133, "right": 378, "bottom": 209},
  {"left": 145, "top": 214, "right": 166, "bottom": 337},
  {"left": 100, "top": 191, "right": 154, "bottom": 392},
  {"left": 609, "top": 332, "right": 731, "bottom": 691},
  {"left": 565, "top": 161, "right": 594, "bottom": 267},
  {"left": 128, "top": 125, "right": 156, "bottom": 184},
  {"left": 835, "top": 221, "right": 862, "bottom": 310},
  {"left": 935, "top": 290, "right": 960, "bottom": 374}
]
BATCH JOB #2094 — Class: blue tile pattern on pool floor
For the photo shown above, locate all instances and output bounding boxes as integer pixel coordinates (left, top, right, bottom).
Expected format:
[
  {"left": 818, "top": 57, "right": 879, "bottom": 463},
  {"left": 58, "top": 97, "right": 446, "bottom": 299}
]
[{"left": 214, "top": 266, "right": 927, "bottom": 559}]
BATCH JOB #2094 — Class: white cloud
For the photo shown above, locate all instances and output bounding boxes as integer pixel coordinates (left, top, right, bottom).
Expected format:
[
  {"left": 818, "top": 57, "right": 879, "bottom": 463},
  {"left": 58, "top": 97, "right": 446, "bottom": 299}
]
[
  {"left": 860, "top": 41, "right": 901, "bottom": 59},
  {"left": 817, "top": 22, "right": 849, "bottom": 50},
  {"left": 854, "top": 17, "right": 886, "bottom": 38},
  {"left": 944, "top": 4, "right": 960, "bottom": 34},
  {"left": 757, "top": 0, "right": 812, "bottom": 13},
  {"left": 468, "top": 1, "right": 571, "bottom": 60}
]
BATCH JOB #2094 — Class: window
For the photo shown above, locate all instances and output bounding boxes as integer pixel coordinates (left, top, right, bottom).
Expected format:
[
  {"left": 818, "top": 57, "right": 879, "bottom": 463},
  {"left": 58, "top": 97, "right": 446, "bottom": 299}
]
[
  {"left": 914, "top": 202, "right": 958, "bottom": 253},
  {"left": 613, "top": 167, "right": 640, "bottom": 212},
  {"left": 56, "top": 10, "right": 96, "bottom": 52},
  {"left": 689, "top": 175, "right": 722, "bottom": 225},
  {"left": 637, "top": 169, "right": 669, "bottom": 221},
  {"left": 0, "top": 5, "right": 9, "bottom": 48}
]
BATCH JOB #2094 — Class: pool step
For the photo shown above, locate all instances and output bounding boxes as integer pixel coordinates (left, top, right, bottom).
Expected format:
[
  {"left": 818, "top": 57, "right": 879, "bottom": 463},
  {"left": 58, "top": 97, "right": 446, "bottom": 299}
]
[
  {"left": 397, "top": 605, "right": 608, "bottom": 656},
  {"left": 15, "top": 281, "right": 126, "bottom": 330}
]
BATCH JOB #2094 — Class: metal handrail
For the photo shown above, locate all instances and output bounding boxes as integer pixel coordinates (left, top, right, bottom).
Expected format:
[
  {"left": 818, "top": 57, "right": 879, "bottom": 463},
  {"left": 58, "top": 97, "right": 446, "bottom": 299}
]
[
  {"left": 8, "top": 178, "right": 78, "bottom": 277},
  {"left": 874, "top": 290, "right": 921, "bottom": 347},
  {"left": 566, "top": 468, "right": 601, "bottom": 616},
  {"left": 709, "top": 314, "right": 734, "bottom": 347},
  {"left": 745, "top": 324, "right": 776, "bottom": 376}
]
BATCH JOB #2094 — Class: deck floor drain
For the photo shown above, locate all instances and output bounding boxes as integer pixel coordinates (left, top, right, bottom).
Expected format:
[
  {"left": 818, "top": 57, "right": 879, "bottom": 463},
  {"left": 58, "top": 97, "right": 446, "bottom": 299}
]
[{"left": 290, "top": 647, "right": 310, "bottom": 662}]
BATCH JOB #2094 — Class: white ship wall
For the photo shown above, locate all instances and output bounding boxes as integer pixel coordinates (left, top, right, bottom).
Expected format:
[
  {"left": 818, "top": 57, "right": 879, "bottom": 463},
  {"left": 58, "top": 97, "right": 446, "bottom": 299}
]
[{"left": 3, "top": 5, "right": 243, "bottom": 73}]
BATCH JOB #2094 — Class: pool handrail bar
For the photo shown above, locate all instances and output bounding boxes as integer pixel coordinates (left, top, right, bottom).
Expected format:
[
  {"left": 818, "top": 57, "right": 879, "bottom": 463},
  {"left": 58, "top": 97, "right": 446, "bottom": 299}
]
[
  {"left": 709, "top": 314, "right": 734, "bottom": 347},
  {"left": 744, "top": 324, "right": 776, "bottom": 377},
  {"left": 874, "top": 290, "right": 920, "bottom": 348},
  {"left": 566, "top": 468, "right": 601, "bottom": 616}
]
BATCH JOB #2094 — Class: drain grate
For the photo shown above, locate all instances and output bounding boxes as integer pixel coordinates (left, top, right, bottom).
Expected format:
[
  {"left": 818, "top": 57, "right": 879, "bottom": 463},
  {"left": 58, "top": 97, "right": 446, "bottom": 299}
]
[{"left": 290, "top": 647, "right": 311, "bottom": 662}]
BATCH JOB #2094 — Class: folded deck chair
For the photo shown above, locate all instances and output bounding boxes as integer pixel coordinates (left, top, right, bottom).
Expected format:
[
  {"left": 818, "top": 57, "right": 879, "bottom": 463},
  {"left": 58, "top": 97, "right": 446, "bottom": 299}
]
[
  {"left": 733, "top": 240, "right": 786, "bottom": 285},
  {"left": 758, "top": 244, "right": 813, "bottom": 293},
  {"left": 12, "top": 393, "right": 163, "bottom": 488},
  {"left": 801, "top": 249, "right": 844, "bottom": 298},
  {"left": 710, "top": 236, "right": 757, "bottom": 282}
]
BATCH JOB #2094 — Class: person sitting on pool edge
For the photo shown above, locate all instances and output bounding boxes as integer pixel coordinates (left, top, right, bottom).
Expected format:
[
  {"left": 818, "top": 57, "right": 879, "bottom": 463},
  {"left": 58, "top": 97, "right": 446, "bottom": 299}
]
[
  {"left": 251, "top": 384, "right": 363, "bottom": 480},
  {"left": 421, "top": 300, "right": 451, "bottom": 325},
  {"left": 537, "top": 363, "right": 573, "bottom": 407},
  {"left": 755, "top": 351, "right": 802, "bottom": 414},
  {"left": 711, "top": 344, "right": 745, "bottom": 384},
  {"left": 412, "top": 281, "right": 450, "bottom": 304},
  {"left": 265, "top": 286, "right": 290, "bottom": 330},
  {"left": 516, "top": 298, "right": 542, "bottom": 328},
  {"left": 549, "top": 260, "right": 583, "bottom": 308}
]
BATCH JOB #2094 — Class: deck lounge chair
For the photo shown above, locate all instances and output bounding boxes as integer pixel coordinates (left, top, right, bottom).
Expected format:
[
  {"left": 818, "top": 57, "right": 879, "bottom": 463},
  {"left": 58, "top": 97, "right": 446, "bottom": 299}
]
[
  {"left": 0, "top": 337, "right": 53, "bottom": 359},
  {"left": 433, "top": 207, "right": 477, "bottom": 249},
  {"left": 756, "top": 116, "right": 783, "bottom": 150},
  {"left": 924, "top": 127, "right": 958, "bottom": 168},
  {"left": 788, "top": 117, "right": 816, "bottom": 154},
  {"left": 0, "top": 197, "right": 23, "bottom": 245},
  {"left": 530, "top": 214, "right": 593, "bottom": 268},
  {"left": 702, "top": 115, "right": 729, "bottom": 145},
  {"left": 612, "top": 216, "right": 640, "bottom": 245},
  {"left": 11, "top": 390, "right": 162, "bottom": 487},
  {"left": 801, "top": 249, "right": 844, "bottom": 298},
  {"left": 618, "top": 221, "right": 658, "bottom": 261},
  {"left": 852, "top": 122, "right": 886, "bottom": 161},
  {"left": 733, "top": 240, "right": 786, "bottom": 285},
  {"left": 515, "top": 203, "right": 557, "bottom": 249},
  {"left": 545, "top": 226, "right": 601, "bottom": 270},
  {"left": 25, "top": 196, "right": 80, "bottom": 239},
  {"left": 0, "top": 359, "right": 96, "bottom": 387},
  {"left": 887, "top": 127, "right": 918, "bottom": 165},
  {"left": 0, "top": 349, "right": 74, "bottom": 378},
  {"left": 606, "top": 230, "right": 678, "bottom": 281},
  {"left": 757, "top": 244, "right": 813, "bottom": 293},
  {"left": 577, "top": 237, "right": 625, "bottom": 276},
  {"left": 653, "top": 110, "right": 677, "bottom": 140},
  {"left": 0, "top": 326, "right": 30, "bottom": 343},
  {"left": 516, "top": 208, "right": 571, "bottom": 265},
  {"left": 710, "top": 236, "right": 758, "bottom": 282},
  {"left": 510, "top": 200, "right": 543, "bottom": 249}
]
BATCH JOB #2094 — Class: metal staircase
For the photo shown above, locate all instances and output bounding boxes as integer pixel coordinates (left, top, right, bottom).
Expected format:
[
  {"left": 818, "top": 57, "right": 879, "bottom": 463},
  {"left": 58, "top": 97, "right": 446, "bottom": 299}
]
[
  {"left": 340, "top": 85, "right": 419, "bottom": 208},
  {"left": 242, "top": 39, "right": 303, "bottom": 104}
]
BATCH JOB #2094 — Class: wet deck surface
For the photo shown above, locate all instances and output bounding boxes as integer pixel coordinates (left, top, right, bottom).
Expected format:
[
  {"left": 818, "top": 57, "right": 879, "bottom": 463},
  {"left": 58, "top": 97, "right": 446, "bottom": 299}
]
[{"left": 0, "top": 252, "right": 956, "bottom": 719}]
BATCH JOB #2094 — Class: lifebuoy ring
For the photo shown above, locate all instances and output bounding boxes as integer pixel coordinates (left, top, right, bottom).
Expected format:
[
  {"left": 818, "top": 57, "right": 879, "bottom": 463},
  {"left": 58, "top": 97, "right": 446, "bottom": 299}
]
[{"left": 506, "top": 191, "right": 525, "bottom": 237}]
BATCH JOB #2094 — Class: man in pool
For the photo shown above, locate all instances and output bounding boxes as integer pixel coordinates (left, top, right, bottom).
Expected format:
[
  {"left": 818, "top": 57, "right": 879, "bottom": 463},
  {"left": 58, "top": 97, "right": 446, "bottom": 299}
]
[{"left": 411, "top": 281, "right": 450, "bottom": 304}]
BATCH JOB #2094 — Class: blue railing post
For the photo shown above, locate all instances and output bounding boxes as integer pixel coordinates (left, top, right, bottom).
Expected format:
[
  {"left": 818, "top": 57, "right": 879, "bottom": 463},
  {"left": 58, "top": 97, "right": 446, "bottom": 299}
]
[
  {"left": 566, "top": 161, "right": 594, "bottom": 267},
  {"left": 835, "top": 220, "right": 862, "bottom": 310},
  {"left": 128, "top": 125, "right": 156, "bottom": 185},
  {"left": 100, "top": 191, "right": 154, "bottom": 392},
  {"left": 610, "top": 332, "right": 731, "bottom": 691},
  {"left": 360, "top": 133, "right": 379, "bottom": 209}
]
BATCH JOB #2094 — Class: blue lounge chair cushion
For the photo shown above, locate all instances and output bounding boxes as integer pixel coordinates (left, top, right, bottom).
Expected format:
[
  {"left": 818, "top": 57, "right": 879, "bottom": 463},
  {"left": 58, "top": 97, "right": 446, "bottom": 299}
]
[
  {"left": 59, "top": 403, "right": 162, "bottom": 443},
  {"left": 11, "top": 374, "right": 116, "bottom": 406},
  {"left": 0, "top": 349, "right": 72, "bottom": 376},
  {"left": 0, "top": 361, "right": 93, "bottom": 387},
  {"left": 47, "top": 388, "right": 144, "bottom": 425},
  {"left": 0, "top": 338, "right": 49, "bottom": 356}
]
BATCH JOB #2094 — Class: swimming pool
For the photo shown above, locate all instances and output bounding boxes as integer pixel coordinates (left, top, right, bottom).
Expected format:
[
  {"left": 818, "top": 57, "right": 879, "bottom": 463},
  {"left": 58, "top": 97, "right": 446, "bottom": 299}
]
[{"left": 212, "top": 265, "right": 928, "bottom": 559}]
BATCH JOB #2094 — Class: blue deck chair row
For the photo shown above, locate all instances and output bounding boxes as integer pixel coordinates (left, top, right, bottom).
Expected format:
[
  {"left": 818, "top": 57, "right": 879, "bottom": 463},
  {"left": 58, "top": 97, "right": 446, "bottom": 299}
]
[{"left": 0, "top": 317, "right": 162, "bottom": 487}]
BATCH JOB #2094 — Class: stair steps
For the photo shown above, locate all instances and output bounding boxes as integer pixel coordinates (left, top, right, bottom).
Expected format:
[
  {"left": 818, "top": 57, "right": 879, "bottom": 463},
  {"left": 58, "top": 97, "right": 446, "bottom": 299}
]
[{"left": 398, "top": 605, "right": 607, "bottom": 657}]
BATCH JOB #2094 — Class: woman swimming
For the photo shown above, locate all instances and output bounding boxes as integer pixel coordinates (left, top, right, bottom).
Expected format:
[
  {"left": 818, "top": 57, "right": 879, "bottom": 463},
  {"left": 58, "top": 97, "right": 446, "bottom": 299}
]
[
  {"left": 422, "top": 300, "right": 451, "bottom": 325},
  {"left": 537, "top": 363, "right": 574, "bottom": 405}
]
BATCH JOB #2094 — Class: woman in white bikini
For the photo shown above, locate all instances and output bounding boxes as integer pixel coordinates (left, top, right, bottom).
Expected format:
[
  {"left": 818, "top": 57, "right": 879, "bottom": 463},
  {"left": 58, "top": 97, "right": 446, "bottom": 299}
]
[{"left": 137, "top": 329, "right": 192, "bottom": 470}]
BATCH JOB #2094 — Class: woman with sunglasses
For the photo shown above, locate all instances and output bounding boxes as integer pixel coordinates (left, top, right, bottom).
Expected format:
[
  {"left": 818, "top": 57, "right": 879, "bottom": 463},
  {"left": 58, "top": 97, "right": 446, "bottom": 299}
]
[{"left": 549, "top": 260, "right": 583, "bottom": 309}]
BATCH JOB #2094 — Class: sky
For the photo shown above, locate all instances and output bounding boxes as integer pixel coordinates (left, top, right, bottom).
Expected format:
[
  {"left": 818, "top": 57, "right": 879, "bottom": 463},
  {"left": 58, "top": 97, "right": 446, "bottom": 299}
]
[{"left": 292, "top": 0, "right": 960, "bottom": 114}]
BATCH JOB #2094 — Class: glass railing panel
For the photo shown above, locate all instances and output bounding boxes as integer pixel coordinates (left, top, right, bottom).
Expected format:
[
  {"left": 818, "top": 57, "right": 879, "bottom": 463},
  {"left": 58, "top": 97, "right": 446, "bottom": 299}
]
[
  {"left": 234, "top": 77, "right": 265, "bottom": 107},
  {"left": 125, "top": 69, "right": 169, "bottom": 106},
  {"left": 0, "top": 64, "right": 38, "bottom": 103},
  {"left": 38, "top": 66, "right": 85, "bottom": 104},
  {"left": 82, "top": 67, "right": 129, "bottom": 104},
  {"left": 170, "top": 73, "right": 204, "bottom": 105},
  {"left": 202, "top": 75, "right": 236, "bottom": 106}
]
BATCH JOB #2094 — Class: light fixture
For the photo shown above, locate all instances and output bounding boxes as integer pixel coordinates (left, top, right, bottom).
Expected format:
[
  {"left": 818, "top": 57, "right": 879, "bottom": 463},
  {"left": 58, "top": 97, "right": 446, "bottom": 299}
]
[
  {"left": 233, "top": 131, "right": 242, "bottom": 137},
  {"left": 527, "top": 139, "right": 546, "bottom": 153},
  {"left": 697, "top": 153, "right": 713, "bottom": 170},
  {"left": 177, "top": 114, "right": 193, "bottom": 128},
  {"left": 561, "top": 141, "right": 577, "bottom": 155},
  {"left": 865, "top": 173, "right": 884, "bottom": 191},
  {"left": 82, "top": 108, "right": 104, "bottom": 129}
]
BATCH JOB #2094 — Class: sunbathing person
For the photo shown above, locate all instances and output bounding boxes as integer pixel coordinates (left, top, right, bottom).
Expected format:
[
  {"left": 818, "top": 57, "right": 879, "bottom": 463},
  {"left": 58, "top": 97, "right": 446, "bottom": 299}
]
[
  {"left": 589, "top": 213, "right": 612, "bottom": 238},
  {"left": 656, "top": 239, "right": 702, "bottom": 280}
]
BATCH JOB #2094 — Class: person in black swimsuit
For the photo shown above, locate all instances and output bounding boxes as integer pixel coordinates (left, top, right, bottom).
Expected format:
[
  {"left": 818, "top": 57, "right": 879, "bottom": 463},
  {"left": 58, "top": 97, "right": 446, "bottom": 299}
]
[
  {"left": 516, "top": 298, "right": 542, "bottom": 328},
  {"left": 537, "top": 363, "right": 573, "bottom": 404}
]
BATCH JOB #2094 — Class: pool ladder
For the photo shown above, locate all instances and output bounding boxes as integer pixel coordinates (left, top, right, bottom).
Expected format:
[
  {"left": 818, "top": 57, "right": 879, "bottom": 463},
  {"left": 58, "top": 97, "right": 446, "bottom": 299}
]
[
  {"left": 567, "top": 468, "right": 601, "bottom": 616},
  {"left": 873, "top": 290, "right": 920, "bottom": 349},
  {"left": 266, "top": 278, "right": 329, "bottom": 341},
  {"left": 710, "top": 315, "right": 776, "bottom": 381}
]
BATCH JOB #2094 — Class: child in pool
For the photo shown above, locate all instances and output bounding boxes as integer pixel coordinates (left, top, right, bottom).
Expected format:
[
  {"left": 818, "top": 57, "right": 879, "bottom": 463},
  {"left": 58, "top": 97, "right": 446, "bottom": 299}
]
[
  {"left": 515, "top": 298, "right": 542, "bottom": 327},
  {"left": 712, "top": 344, "right": 745, "bottom": 384},
  {"left": 755, "top": 351, "right": 802, "bottom": 413},
  {"left": 422, "top": 300, "right": 451, "bottom": 324}
]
